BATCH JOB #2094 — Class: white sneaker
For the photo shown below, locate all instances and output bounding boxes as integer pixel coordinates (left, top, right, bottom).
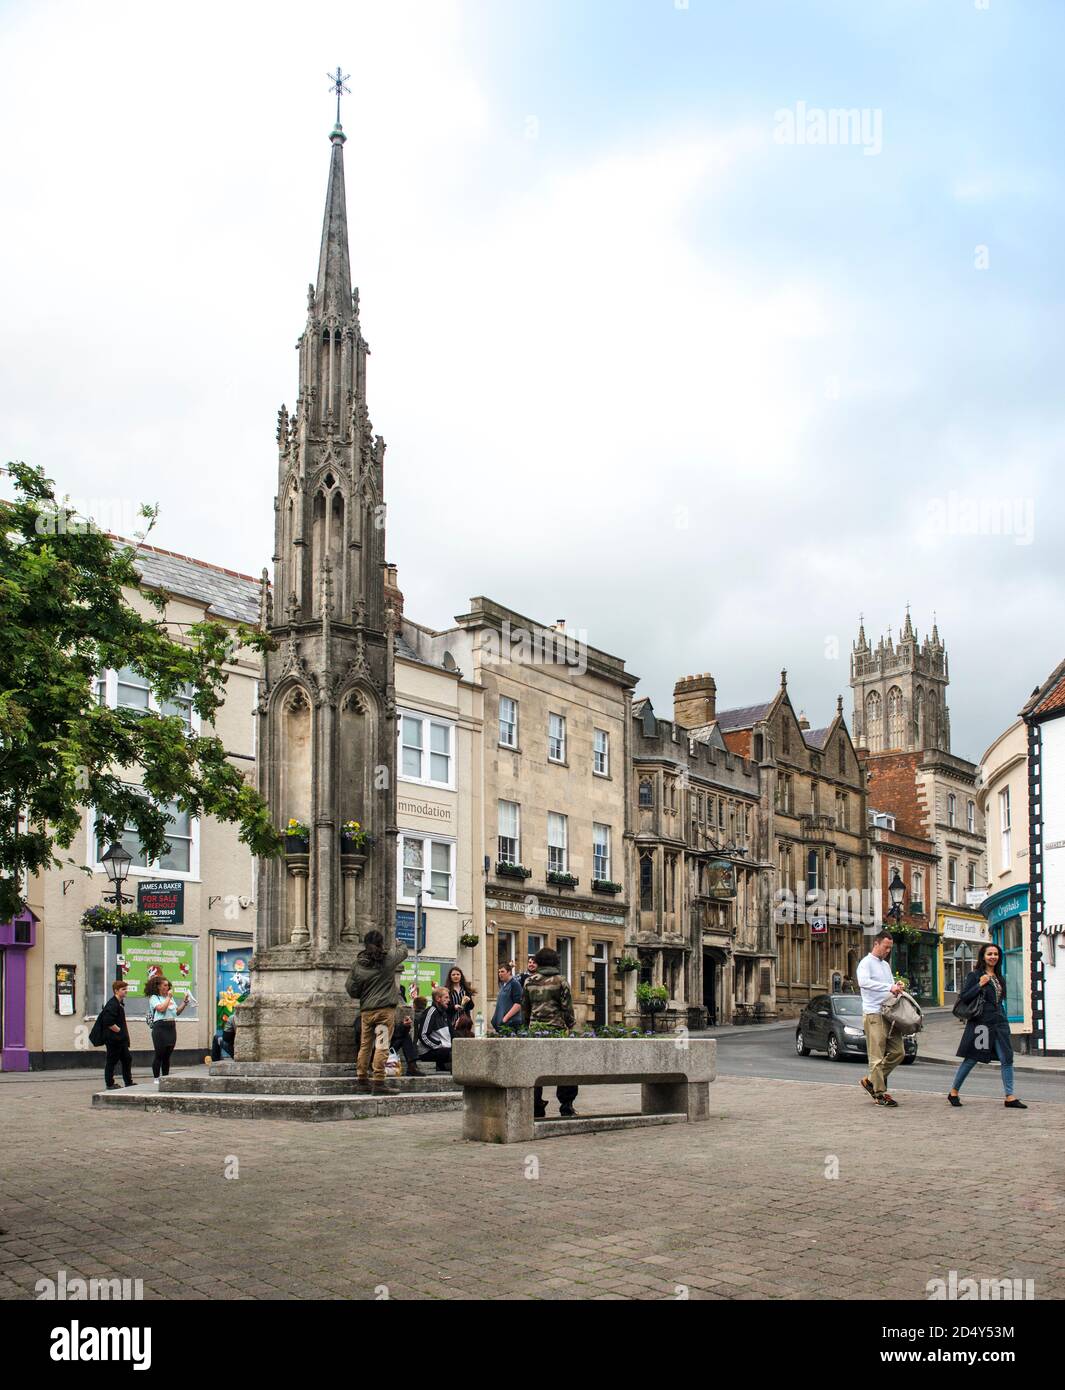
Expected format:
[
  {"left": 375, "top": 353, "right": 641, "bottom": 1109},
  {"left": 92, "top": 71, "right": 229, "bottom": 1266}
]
[{"left": 153, "top": 1078, "right": 160, "bottom": 1086}]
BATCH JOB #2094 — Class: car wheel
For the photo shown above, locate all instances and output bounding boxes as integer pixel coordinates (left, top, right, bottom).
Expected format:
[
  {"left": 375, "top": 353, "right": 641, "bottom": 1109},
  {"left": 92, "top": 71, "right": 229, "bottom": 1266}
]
[
  {"left": 827, "top": 1032, "right": 843, "bottom": 1061},
  {"left": 795, "top": 1029, "right": 811, "bottom": 1056}
]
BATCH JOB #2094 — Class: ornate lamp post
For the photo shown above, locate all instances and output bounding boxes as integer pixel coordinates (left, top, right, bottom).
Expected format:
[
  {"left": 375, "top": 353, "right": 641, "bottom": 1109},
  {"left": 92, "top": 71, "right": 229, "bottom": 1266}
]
[
  {"left": 101, "top": 842, "right": 134, "bottom": 968},
  {"left": 887, "top": 869, "right": 906, "bottom": 923}
]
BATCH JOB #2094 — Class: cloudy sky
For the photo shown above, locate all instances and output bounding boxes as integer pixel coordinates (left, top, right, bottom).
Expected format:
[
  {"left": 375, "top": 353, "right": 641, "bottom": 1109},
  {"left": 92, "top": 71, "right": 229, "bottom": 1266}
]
[{"left": 2, "top": 0, "right": 1062, "bottom": 761}]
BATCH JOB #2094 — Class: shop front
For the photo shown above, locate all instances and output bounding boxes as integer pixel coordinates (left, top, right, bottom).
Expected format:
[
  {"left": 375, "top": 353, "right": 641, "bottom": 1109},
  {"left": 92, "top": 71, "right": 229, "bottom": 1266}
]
[
  {"left": 485, "top": 892, "right": 626, "bottom": 1029},
  {"left": 889, "top": 926, "right": 939, "bottom": 1004},
  {"left": 938, "top": 910, "right": 991, "bottom": 1006},
  {"left": 981, "top": 884, "right": 1030, "bottom": 1037}
]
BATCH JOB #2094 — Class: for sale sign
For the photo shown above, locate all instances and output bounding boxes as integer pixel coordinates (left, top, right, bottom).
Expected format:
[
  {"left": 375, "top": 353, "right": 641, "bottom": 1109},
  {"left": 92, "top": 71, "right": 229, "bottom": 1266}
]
[{"left": 137, "top": 879, "right": 184, "bottom": 925}]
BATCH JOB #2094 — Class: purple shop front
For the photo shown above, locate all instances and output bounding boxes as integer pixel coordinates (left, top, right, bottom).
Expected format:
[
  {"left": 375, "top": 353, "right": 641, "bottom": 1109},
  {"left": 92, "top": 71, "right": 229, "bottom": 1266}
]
[{"left": 0, "top": 909, "right": 38, "bottom": 1071}]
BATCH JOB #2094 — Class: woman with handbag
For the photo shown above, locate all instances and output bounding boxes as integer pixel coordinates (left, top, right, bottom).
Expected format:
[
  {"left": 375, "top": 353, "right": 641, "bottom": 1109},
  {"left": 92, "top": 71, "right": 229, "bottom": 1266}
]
[{"left": 948, "top": 943, "right": 1026, "bottom": 1108}]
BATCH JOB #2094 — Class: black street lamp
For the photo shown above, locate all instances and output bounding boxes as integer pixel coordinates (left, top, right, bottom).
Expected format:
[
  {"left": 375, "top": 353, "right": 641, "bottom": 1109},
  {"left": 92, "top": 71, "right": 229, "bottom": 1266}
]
[
  {"left": 887, "top": 868, "right": 906, "bottom": 923},
  {"left": 101, "top": 842, "right": 134, "bottom": 968}
]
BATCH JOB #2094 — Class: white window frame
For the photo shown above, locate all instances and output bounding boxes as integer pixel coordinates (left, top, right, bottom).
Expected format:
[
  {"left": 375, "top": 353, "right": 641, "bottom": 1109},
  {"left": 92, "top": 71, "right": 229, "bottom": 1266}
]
[
  {"left": 397, "top": 833, "right": 456, "bottom": 908},
  {"left": 948, "top": 857, "right": 958, "bottom": 905},
  {"left": 498, "top": 800, "right": 520, "bottom": 867},
  {"left": 947, "top": 793, "right": 956, "bottom": 828},
  {"left": 97, "top": 667, "right": 200, "bottom": 734},
  {"left": 593, "top": 823, "right": 611, "bottom": 882},
  {"left": 967, "top": 799, "right": 975, "bottom": 835},
  {"left": 593, "top": 728, "right": 610, "bottom": 776},
  {"left": 556, "top": 936, "right": 574, "bottom": 984},
  {"left": 547, "top": 812, "right": 568, "bottom": 874},
  {"left": 498, "top": 695, "right": 518, "bottom": 749},
  {"left": 1000, "top": 787, "right": 1012, "bottom": 871},
  {"left": 912, "top": 869, "right": 924, "bottom": 912},
  {"left": 397, "top": 708, "right": 455, "bottom": 790},
  {"left": 89, "top": 797, "right": 201, "bottom": 882},
  {"left": 548, "top": 713, "right": 566, "bottom": 764}
]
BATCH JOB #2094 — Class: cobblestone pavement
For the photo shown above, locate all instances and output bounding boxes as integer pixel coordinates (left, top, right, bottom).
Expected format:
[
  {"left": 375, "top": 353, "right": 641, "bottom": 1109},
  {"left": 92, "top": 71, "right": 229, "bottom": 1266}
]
[{"left": 2, "top": 1070, "right": 1063, "bottom": 1301}]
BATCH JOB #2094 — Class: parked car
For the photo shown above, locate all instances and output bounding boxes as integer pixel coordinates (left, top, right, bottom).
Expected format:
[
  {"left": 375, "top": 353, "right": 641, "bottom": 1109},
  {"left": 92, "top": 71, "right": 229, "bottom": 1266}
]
[{"left": 795, "top": 993, "right": 917, "bottom": 1063}]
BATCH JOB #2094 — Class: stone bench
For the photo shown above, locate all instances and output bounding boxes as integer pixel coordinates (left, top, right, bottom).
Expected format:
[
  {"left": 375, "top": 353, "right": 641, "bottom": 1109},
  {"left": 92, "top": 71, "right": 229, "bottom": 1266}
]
[{"left": 451, "top": 1036, "right": 716, "bottom": 1143}]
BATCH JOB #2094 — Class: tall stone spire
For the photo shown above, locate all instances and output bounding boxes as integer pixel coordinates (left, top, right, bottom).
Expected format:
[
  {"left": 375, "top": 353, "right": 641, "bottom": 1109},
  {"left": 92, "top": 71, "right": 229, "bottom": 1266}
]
[
  {"left": 245, "top": 101, "right": 397, "bottom": 1064},
  {"left": 314, "top": 123, "right": 353, "bottom": 322}
]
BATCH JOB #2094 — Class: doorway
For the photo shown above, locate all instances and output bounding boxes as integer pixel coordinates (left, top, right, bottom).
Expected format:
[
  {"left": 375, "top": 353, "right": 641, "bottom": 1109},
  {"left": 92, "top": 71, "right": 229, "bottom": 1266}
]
[
  {"left": 591, "top": 941, "right": 609, "bottom": 1028},
  {"left": 703, "top": 951, "right": 718, "bottom": 1026}
]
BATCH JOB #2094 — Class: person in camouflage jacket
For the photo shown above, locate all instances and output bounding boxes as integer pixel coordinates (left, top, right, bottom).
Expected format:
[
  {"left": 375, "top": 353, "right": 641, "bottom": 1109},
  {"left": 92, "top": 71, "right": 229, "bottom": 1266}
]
[{"left": 521, "top": 948, "right": 578, "bottom": 1117}]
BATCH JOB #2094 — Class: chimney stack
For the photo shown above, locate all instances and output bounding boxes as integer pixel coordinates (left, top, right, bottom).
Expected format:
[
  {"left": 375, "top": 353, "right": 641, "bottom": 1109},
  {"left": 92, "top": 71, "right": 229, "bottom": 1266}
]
[
  {"left": 383, "top": 562, "right": 404, "bottom": 617},
  {"left": 673, "top": 672, "right": 717, "bottom": 728}
]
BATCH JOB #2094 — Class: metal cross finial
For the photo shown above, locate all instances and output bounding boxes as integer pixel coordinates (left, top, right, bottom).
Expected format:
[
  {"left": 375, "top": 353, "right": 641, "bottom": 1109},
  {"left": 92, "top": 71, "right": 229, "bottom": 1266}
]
[{"left": 328, "top": 66, "right": 350, "bottom": 125}]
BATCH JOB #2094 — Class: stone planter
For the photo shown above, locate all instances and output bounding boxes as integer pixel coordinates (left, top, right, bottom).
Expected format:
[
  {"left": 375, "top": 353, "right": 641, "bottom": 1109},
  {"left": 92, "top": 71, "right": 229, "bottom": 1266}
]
[
  {"left": 452, "top": 1036, "right": 716, "bottom": 1143},
  {"left": 339, "top": 839, "right": 367, "bottom": 872},
  {"left": 285, "top": 836, "right": 309, "bottom": 856}
]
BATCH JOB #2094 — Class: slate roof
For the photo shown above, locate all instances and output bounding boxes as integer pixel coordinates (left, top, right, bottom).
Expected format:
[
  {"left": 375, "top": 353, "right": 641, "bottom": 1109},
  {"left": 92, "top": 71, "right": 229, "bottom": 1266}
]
[
  {"left": 715, "top": 701, "right": 773, "bottom": 731},
  {"left": 803, "top": 726, "right": 831, "bottom": 749},
  {"left": 127, "top": 542, "right": 262, "bottom": 624}
]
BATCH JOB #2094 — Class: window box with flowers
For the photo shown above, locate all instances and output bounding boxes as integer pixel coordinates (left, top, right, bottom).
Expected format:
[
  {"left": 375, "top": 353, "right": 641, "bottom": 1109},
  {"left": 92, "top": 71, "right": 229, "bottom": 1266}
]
[
  {"left": 285, "top": 819, "right": 310, "bottom": 855},
  {"left": 496, "top": 862, "right": 532, "bottom": 881},
  {"left": 592, "top": 879, "right": 623, "bottom": 895},
  {"left": 547, "top": 871, "right": 579, "bottom": 890}
]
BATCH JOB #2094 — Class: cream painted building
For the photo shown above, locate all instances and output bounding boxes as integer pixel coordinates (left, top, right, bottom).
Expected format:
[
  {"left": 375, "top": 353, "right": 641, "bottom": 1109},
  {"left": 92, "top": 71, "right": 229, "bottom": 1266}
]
[
  {"left": 416, "top": 596, "right": 637, "bottom": 1029},
  {"left": 393, "top": 589, "right": 485, "bottom": 1012},
  {"left": 14, "top": 544, "right": 262, "bottom": 1070},
  {"left": 976, "top": 719, "right": 1032, "bottom": 1045}
]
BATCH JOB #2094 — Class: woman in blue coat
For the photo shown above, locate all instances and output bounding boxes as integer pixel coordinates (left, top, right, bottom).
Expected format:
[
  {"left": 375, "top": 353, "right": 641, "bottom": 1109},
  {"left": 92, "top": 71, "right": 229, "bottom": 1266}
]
[{"left": 948, "top": 943, "right": 1026, "bottom": 1108}]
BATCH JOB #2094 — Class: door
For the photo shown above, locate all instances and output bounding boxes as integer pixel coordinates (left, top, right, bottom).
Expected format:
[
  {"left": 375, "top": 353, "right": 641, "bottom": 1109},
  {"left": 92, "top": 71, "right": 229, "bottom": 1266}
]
[
  {"left": 807, "top": 995, "right": 831, "bottom": 1046},
  {"left": 591, "top": 941, "right": 609, "bottom": 1028},
  {"left": 703, "top": 953, "right": 717, "bottom": 1026}
]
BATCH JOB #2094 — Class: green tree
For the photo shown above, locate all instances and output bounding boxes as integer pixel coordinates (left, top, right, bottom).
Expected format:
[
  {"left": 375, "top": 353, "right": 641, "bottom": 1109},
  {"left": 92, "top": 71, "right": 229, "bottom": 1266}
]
[{"left": 0, "top": 461, "right": 282, "bottom": 920}]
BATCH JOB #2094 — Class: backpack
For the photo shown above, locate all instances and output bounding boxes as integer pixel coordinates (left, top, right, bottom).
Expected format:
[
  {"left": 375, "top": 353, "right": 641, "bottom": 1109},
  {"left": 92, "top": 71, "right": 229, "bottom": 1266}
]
[
  {"left": 88, "top": 1015, "right": 107, "bottom": 1048},
  {"left": 881, "top": 989, "right": 923, "bottom": 1037}
]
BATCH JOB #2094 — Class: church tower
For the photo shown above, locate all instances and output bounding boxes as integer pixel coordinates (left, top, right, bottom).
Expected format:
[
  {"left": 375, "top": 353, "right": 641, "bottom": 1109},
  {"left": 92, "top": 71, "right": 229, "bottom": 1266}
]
[
  {"left": 241, "top": 111, "right": 397, "bottom": 1063},
  {"left": 849, "top": 611, "right": 951, "bottom": 755}
]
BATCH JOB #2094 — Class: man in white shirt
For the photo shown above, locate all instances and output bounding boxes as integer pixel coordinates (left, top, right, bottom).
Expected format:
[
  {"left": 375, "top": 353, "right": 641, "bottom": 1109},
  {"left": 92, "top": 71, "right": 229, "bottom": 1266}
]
[{"left": 856, "top": 931, "right": 905, "bottom": 1107}]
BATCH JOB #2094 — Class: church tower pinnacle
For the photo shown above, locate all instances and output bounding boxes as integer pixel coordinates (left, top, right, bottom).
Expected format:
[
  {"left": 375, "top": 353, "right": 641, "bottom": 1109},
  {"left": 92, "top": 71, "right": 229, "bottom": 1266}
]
[
  {"left": 849, "top": 613, "right": 951, "bottom": 755},
  {"left": 245, "top": 94, "right": 398, "bottom": 1064}
]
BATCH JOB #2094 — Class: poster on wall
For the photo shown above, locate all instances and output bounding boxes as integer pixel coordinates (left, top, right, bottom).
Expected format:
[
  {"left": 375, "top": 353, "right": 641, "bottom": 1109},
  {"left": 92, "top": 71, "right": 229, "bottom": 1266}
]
[
  {"left": 118, "top": 937, "right": 197, "bottom": 1019},
  {"left": 216, "top": 948, "right": 252, "bottom": 1028},
  {"left": 136, "top": 880, "right": 185, "bottom": 925},
  {"left": 400, "top": 959, "right": 443, "bottom": 1001}
]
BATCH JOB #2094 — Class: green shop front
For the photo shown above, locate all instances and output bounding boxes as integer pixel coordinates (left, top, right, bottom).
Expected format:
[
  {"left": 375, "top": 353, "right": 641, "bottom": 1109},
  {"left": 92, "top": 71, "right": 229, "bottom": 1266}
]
[{"left": 887, "top": 924, "right": 939, "bottom": 1005}]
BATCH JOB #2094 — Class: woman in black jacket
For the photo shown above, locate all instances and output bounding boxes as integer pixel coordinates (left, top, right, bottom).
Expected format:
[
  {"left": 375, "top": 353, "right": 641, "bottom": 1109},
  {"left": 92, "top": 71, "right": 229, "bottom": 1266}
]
[{"left": 948, "top": 943, "right": 1026, "bottom": 1108}]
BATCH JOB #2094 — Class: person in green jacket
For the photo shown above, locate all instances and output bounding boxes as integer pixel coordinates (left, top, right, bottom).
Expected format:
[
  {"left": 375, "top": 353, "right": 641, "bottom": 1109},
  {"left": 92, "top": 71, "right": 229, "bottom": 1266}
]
[
  {"left": 345, "top": 930, "right": 409, "bottom": 1091},
  {"left": 521, "top": 947, "right": 578, "bottom": 1119}
]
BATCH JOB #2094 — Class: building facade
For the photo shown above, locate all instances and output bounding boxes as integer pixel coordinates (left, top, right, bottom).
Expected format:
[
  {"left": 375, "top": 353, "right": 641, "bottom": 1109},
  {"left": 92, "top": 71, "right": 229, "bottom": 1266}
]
[
  {"left": 1022, "top": 659, "right": 1065, "bottom": 1054},
  {"left": 865, "top": 809, "right": 941, "bottom": 1005},
  {"left": 8, "top": 546, "right": 262, "bottom": 1069},
  {"left": 719, "top": 674, "right": 869, "bottom": 1015},
  {"left": 393, "top": 588, "right": 486, "bottom": 1011},
  {"left": 852, "top": 616, "right": 986, "bottom": 1006},
  {"left": 631, "top": 674, "right": 770, "bottom": 1029},
  {"left": 977, "top": 719, "right": 1032, "bottom": 1045},
  {"left": 429, "top": 597, "right": 636, "bottom": 1029}
]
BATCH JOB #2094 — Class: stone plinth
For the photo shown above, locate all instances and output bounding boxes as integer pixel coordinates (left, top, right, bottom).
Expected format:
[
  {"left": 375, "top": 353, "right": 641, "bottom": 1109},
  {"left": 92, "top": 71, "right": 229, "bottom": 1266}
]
[
  {"left": 236, "top": 949, "right": 358, "bottom": 1063},
  {"left": 452, "top": 1037, "right": 716, "bottom": 1143}
]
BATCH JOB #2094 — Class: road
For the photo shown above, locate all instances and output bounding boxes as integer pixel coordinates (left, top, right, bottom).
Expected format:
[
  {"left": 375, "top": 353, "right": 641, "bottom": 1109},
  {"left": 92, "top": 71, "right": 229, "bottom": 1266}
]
[{"left": 711, "top": 1024, "right": 1065, "bottom": 1103}]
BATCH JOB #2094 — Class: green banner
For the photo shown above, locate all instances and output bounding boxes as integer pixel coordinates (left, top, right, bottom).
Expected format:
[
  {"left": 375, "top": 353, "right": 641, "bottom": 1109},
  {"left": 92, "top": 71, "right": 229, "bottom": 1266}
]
[
  {"left": 400, "top": 960, "right": 442, "bottom": 1001},
  {"left": 118, "top": 937, "right": 198, "bottom": 1019}
]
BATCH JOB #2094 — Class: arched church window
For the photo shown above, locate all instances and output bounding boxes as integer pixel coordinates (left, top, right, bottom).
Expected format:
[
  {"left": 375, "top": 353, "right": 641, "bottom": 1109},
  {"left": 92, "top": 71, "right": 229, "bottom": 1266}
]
[
  {"left": 887, "top": 686, "right": 904, "bottom": 748},
  {"left": 865, "top": 690, "right": 882, "bottom": 753}
]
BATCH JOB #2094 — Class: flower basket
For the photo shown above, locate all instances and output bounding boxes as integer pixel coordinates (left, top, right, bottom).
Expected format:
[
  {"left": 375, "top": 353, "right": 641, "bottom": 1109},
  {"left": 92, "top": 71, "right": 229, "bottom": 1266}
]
[
  {"left": 496, "top": 862, "right": 532, "bottom": 881},
  {"left": 340, "top": 820, "right": 375, "bottom": 854},
  {"left": 459, "top": 933, "right": 480, "bottom": 948},
  {"left": 81, "top": 906, "right": 158, "bottom": 937},
  {"left": 615, "top": 956, "right": 640, "bottom": 974},
  {"left": 636, "top": 983, "right": 669, "bottom": 1013},
  {"left": 285, "top": 819, "right": 310, "bottom": 855},
  {"left": 547, "top": 871, "right": 579, "bottom": 889}
]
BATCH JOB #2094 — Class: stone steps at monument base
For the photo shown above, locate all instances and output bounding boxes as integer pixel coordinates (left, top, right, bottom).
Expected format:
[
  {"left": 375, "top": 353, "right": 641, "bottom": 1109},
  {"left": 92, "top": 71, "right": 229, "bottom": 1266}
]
[
  {"left": 91, "top": 1088, "right": 463, "bottom": 1122},
  {"left": 162, "top": 1073, "right": 460, "bottom": 1096},
  {"left": 532, "top": 1111, "right": 686, "bottom": 1139}
]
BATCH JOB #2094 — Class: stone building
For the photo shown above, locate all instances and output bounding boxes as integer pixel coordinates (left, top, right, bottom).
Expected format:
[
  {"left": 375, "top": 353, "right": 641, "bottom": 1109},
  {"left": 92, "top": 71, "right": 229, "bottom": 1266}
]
[
  {"left": 852, "top": 616, "right": 986, "bottom": 1007},
  {"left": 242, "top": 115, "right": 397, "bottom": 1062},
  {"left": 6, "top": 545, "right": 262, "bottom": 1070},
  {"left": 718, "top": 673, "right": 869, "bottom": 1015},
  {"left": 977, "top": 719, "right": 1032, "bottom": 1045},
  {"left": 421, "top": 598, "right": 637, "bottom": 1029},
  {"left": 630, "top": 674, "right": 770, "bottom": 1029},
  {"left": 865, "top": 806, "right": 941, "bottom": 1005}
]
